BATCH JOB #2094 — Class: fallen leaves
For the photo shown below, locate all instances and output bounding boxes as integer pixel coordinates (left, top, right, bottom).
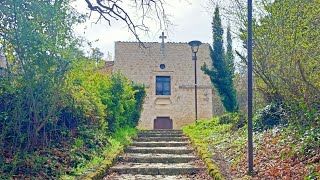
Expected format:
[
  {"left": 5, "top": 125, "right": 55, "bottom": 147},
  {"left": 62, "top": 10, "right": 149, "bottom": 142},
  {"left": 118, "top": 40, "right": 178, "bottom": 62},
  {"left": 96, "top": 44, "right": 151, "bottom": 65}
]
[
  {"left": 230, "top": 128, "right": 317, "bottom": 179},
  {"left": 186, "top": 119, "right": 320, "bottom": 179}
]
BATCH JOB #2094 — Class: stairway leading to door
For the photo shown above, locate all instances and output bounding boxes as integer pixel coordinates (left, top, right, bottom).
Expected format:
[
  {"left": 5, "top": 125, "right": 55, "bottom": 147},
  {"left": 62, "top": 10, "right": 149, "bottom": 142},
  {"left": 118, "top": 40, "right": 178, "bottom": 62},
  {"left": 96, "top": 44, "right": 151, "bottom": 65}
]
[{"left": 104, "top": 130, "right": 211, "bottom": 179}]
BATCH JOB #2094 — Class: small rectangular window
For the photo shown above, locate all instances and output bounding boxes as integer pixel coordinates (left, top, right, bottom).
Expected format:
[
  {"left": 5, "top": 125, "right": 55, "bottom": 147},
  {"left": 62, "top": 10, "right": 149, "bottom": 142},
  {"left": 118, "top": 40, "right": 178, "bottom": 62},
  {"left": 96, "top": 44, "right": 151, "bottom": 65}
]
[{"left": 156, "top": 76, "right": 171, "bottom": 95}]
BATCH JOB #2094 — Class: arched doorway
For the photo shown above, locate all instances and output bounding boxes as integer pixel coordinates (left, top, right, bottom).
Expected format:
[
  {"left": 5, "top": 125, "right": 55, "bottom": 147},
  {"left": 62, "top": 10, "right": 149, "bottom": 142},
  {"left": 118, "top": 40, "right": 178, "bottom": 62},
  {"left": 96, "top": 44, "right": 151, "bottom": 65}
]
[{"left": 154, "top": 117, "right": 173, "bottom": 129}]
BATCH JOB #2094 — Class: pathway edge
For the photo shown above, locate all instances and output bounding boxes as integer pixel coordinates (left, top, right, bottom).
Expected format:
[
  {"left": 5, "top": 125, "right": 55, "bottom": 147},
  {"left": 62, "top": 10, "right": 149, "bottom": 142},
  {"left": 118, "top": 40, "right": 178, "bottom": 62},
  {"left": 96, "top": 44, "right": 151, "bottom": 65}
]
[
  {"left": 80, "top": 133, "right": 137, "bottom": 180},
  {"left": 182, "top": 129, "right": 225, "bottom": 180}
]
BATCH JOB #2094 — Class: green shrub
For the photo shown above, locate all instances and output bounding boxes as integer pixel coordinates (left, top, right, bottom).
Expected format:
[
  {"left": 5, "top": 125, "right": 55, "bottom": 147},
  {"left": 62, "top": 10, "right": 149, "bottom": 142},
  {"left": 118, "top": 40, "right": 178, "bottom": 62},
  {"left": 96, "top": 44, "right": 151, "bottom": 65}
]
[
  {"left": 231, "top": 113, "right": 247, "bottom": 130},
  {"left": 0, "top": 58, "right": 145, "bottom": 178},
  {"left": 300, "top": 128, "right": 320, "bottom": 156},
  {"left": 218, "top": 112, "right": 247, "bottom": 130},
  {"left": 131, "top": 85, "right": 146, "bottom": 127},
  {"left": 253, "top": 102, "right": 287, "bottom": 131},
  {"left": 285, "top": 102, "right": 319, "bottom": 128},
  {"left": 0, "top": 0, "right": 145, "bottom": 177},
  {"left": 218, "top": 113, "right": 236, "bottom": 124}
]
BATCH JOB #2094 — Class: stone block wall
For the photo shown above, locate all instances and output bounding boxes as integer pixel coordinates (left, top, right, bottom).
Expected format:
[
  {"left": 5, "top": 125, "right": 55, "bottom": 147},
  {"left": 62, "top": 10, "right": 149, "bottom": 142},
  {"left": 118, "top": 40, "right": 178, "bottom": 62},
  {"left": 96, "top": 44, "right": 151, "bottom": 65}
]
[{"left": 113, "top": 42, "right": 220, "bottom": 129}]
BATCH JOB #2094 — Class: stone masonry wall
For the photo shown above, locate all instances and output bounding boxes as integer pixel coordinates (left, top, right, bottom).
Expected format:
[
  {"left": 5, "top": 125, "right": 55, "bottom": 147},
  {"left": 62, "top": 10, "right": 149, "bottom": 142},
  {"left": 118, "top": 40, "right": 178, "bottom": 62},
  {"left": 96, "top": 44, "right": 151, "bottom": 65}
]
[{"left": 113, "top": 42, "right": 218, "bottom": 129}]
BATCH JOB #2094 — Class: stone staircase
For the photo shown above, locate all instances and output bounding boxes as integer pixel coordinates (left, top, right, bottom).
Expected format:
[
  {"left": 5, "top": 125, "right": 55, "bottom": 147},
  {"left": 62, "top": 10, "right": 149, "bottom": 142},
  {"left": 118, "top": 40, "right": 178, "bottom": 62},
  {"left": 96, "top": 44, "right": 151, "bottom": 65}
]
[{"left": 104, "top": 130, "right": 208, "bottom": 179}]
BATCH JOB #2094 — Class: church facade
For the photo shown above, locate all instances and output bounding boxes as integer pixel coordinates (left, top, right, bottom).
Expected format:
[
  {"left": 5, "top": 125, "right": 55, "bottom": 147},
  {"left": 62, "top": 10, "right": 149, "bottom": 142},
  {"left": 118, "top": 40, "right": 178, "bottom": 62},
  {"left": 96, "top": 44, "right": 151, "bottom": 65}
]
[{"left": 113, "top": 41, "right": 214, "bottom": 129}]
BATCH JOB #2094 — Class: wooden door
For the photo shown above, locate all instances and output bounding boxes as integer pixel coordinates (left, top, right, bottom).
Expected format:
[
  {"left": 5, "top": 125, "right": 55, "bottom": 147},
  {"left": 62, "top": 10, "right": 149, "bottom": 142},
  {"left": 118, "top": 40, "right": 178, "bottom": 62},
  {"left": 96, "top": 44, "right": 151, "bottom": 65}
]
[{"left": 154, "top": 117, "right": 173, "bottom": 129}]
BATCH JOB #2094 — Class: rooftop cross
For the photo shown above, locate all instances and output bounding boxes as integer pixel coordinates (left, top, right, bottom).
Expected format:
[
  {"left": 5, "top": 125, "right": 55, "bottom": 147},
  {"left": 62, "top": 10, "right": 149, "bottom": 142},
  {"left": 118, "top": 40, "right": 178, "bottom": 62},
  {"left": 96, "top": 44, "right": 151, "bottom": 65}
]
[
  {"left": 159, "top": 32, "right": 167, "bottom": 44},
  {"left": 159, "top": 32, "right": 167, "bottom": 53}
]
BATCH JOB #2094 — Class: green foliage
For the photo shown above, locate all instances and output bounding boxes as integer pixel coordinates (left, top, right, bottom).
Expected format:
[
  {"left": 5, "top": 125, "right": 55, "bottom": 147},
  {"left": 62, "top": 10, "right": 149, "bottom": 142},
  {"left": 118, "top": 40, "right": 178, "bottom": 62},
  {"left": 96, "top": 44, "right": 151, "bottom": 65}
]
[
  {"left": 182, "top": 118, "right": 225, "bottom": 179},
  {"left": 253, "top": 102, "right": 287, "bottom": 131},
  {"left": 132, "top": 85, "right": 146, "bottom": 127},
  {"left": 238, "top": 0, "right": 320, "bottom": 126},
  {"left": 218, "top": 113, "right": 237, "bottom": 124},
  {"left": 74, "top": 138, "right": 85, "bottom": 149},
  {"left": 225, "top": 25, "right": 235, "bottom": 77},
  {"left": 0, "top": 0, "right": 145, "bottom": 178},
  {"left": 0, "top": 56, "right": 145, "bottom": 178},
  {"left": 284, "top": 102, "right": 319, "bottom": 128},
  {"left": 67, "top": 127, "right": 138, "bottom": 178},
  {"left": 218, "top": 112, "right": 247, "bottom": 130},
  {"left": 299, "top": 128, "right": 320, "bottom": 157},
  {"left": 90, "top": 47, "right": 105, "bottom": 65},
  {"left": 183, "top": 116, "right": 247, "bottom": 178},
  {"left": 104, "top": 73, "right": 141, "bottom": 132},
  {"left": 306, "top": 164, "right": 320, "bottom": 180},
  {"left": 183, "top": 113, "right": 320, "bottom": 178},
  {"left": 0, "top": 0, "right": 80, "bottom": 153},
  {"left": 232, "top": 113, "right": 247, "bottom": 130},
  {"left": 202, "top": 6, "right": 238, "bottom": 113}
]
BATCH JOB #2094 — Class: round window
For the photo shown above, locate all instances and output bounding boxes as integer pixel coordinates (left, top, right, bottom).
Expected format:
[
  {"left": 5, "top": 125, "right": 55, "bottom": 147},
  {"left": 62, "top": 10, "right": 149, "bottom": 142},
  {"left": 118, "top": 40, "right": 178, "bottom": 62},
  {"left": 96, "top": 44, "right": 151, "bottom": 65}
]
[{"left": 160, "top": 64, "right": 166, "bottom": 69}]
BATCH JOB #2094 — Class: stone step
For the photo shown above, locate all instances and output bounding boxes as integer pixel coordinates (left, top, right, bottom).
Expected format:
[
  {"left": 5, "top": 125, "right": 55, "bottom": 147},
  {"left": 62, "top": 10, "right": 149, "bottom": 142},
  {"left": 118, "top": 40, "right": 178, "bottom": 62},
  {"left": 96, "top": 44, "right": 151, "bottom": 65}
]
[
  {"left": 138, "top": 133, "right": 183, "bottom": 137},
  {"left": 140, "top": 131, "right": 183, "bottom": 134},
  {"left": 125, "top": 147, "right": 193, "bottom": 154},
  {"left": 123, "top": 153, "right": 196, "bottom": 163},
  {"left": 136, "top": 137, "right": 188, "bottom": 142},
  {"left": 109, "top": 163, "right": 204, "bottom": 175},
  {"left": 140, "top": 130, "right": 182, "bottom": 133},
  {"left": 131, "top": 141, "right": 189, "bottom": 147},
  {"left": 139, "top": 131, "right": 183, "bottom": 135},
  {"left": 104, "top": 174, "right": 201, "bottom": 180}
]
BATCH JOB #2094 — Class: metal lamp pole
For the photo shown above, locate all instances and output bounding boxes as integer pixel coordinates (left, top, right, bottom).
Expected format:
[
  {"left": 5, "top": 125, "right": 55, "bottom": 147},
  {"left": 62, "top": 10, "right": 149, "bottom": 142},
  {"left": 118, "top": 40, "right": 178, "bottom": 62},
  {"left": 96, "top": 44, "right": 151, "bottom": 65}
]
[
  {"left": 193, "top": 52, "right": 198, "bottom": 120},
  {"left": 247, "top": 0, "right": 254, "bottom": 175},
  {"left": 188, "top": 40, "right": 202, "bottom": 121}
]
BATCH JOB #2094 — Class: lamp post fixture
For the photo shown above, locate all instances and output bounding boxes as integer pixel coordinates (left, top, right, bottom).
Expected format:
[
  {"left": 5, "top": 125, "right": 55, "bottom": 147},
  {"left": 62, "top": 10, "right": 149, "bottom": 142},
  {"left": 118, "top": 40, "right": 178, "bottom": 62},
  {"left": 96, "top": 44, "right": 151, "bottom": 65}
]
[{"left": 188, "top": 40, "right": 202, "bottom": 121}]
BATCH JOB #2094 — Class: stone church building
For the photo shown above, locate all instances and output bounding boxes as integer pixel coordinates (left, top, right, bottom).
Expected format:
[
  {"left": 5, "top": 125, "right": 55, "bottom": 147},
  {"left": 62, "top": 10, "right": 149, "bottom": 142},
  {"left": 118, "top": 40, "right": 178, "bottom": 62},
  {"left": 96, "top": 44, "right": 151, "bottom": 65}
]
[{"left": 112, "top": 38, "right": 217, "bottom": 129}]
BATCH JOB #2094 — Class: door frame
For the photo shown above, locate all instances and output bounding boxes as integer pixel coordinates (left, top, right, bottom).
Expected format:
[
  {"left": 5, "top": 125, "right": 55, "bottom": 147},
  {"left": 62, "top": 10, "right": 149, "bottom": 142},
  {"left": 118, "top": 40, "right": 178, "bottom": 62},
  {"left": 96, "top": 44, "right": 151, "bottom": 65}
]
[{"left": 153, "top": 116, "right": 173, "bottom": 129}]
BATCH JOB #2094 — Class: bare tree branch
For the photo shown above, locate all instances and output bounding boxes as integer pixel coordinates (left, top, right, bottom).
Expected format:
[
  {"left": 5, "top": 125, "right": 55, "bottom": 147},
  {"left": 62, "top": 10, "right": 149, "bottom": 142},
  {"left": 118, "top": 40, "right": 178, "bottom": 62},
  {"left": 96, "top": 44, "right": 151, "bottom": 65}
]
[{"left": 83, "top": 0, "right": 170, "bottom": 47}]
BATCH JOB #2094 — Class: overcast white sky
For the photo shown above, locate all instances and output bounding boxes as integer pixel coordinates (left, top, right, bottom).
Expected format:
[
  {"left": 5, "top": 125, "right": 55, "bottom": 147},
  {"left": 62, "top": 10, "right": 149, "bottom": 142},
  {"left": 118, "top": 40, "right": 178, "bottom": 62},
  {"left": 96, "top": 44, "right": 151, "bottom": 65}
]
[{"left": 73, "top": 0, "right": 233, "bottom": 59}]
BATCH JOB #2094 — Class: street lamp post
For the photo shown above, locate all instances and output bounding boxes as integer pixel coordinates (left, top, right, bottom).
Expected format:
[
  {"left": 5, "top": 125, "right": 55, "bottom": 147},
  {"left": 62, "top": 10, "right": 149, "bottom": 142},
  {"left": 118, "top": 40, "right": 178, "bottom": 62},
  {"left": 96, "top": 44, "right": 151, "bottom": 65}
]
[
  {"left": 247, "top": 0, "right": 254, "bottom": 175},
  {"left": 188, "top": 40, "right": 202, "bottom": 121}
]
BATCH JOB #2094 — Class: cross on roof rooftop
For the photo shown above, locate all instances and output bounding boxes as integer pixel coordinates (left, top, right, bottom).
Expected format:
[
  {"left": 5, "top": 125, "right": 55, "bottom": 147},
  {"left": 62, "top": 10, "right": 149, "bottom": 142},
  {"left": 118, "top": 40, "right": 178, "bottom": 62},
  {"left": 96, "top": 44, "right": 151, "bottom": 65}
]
[{"left": 159, "top": 32, "right": 167, "bottom": 44}]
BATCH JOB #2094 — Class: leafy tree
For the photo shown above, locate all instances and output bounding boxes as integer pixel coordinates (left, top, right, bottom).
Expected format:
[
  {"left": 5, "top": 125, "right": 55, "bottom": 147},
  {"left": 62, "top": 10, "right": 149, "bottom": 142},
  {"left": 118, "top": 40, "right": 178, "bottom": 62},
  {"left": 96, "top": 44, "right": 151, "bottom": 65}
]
[
  {"left": 0, "top": 0, "right": 146, "bottom": 153},
  {"left": 0, "top": 0, "right": 79, "bottom": 151},
  {"left": 202, "top": 6, "right": 238, "bottom": 112},
  {"left": 0, "top": 0, "right": 146, "bottom": 178},
  {"left": 90, "top": 47, "right": 105, "bottom": 67},
  {"left": 237, "top": 0, "right": 319, "bottom": 126}
]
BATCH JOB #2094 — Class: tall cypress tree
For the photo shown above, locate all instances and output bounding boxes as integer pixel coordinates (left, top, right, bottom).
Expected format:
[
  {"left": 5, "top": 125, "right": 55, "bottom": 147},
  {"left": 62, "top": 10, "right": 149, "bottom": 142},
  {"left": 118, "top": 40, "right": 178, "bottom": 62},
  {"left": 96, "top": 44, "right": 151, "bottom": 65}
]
[
  {"left": 201, "top": 6, "right": 238, "bottom": 112},
  {"left": 226, "top": 24, "right": 235, "bottom": 77}
]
